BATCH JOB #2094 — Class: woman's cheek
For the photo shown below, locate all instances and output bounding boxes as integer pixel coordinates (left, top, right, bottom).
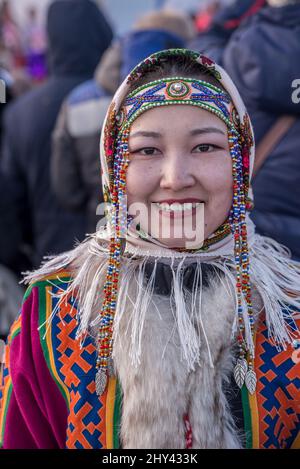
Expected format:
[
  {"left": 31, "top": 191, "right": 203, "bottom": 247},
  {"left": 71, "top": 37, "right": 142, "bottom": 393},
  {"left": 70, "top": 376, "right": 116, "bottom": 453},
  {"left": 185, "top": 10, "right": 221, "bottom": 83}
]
[
  {"left": 213, "top": 175, "right": 233, "bottom": 214},
  {"left": 126, "top": 162, "right": 157, "bottom": 203},
  {"left": 204, "top": 161, "right": 233, "bottom": 220},
  {"left": 208, "top": 159, "right": 232, "bottom": 193}
]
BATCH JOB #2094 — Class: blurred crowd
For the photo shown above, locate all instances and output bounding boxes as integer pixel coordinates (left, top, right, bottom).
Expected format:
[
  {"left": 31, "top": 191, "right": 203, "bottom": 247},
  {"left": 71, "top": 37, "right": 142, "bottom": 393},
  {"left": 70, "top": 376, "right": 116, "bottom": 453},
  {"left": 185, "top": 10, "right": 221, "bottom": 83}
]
[
  {"left": 0, "top": 0, "right": 300, "bottom": 340},
  {"left": 0, "top": 0, "right": 47, "bottom": 94}
]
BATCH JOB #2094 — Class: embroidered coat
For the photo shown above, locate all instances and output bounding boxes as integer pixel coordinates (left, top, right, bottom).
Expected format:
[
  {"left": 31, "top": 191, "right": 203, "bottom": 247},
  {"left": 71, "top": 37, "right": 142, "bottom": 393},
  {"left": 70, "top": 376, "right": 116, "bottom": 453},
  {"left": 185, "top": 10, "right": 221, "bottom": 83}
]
[{"left": 0, "top": 272, "right": 300, "bottom": 449}]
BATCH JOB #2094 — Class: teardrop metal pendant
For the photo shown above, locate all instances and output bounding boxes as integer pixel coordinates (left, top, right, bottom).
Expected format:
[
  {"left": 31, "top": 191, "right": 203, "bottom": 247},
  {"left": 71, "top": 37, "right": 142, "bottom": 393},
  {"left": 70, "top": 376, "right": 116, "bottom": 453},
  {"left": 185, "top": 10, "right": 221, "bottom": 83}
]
[
  {"left": 234, "top": 358, "right": 248, "bottom": 389},
  {"left": 95, "top": 369, "right": 108, "bottom": 396},
  {"left": 245, "top": 368, "right": 257, "bottom": 395}
]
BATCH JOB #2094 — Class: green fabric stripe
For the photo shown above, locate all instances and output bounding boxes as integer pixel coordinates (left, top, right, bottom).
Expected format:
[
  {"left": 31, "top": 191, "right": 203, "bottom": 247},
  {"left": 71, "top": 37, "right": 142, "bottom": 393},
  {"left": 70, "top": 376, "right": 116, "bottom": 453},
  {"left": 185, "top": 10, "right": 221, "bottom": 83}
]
[
  {"left": 24, "top": 276, "right": 71, "bottom": 301},
  {"left": 241, "top": 385, "right": 253, "bottom": 449},
  {"left": 0, "top": 320, "right": 21, "bottom": 446},
  {"left": 10, "top": 325, "right": 21, "bottom": 342},
  {"left": 37, "top": 282, "right": 70, "bottom": 407},
  {"left": 24, "top": 284, "right": 34, "bottom": 301},
  {"left": 113, "top": 380, "right": 123, "bottom": 449},
  {"left": 0, "top": 381, "right": 12, "bottom": 448}
]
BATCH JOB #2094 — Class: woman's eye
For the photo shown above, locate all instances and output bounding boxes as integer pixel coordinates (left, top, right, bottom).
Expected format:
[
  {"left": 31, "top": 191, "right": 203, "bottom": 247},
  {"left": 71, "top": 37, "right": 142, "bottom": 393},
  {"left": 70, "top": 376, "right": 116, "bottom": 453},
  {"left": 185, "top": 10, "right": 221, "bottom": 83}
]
[
  {"left": 131, "top": 147, "right": 161, "bottom": 156},
  {"left": 193, "top": 144, "right": 219, "bottom": 153}
]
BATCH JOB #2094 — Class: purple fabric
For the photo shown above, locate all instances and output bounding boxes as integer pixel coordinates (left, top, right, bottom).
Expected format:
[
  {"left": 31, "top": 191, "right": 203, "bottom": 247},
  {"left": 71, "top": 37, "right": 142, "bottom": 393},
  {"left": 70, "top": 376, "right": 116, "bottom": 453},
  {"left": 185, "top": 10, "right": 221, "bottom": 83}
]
[{"left": 3, "top": 286, "right": 68, "bottom": 448}]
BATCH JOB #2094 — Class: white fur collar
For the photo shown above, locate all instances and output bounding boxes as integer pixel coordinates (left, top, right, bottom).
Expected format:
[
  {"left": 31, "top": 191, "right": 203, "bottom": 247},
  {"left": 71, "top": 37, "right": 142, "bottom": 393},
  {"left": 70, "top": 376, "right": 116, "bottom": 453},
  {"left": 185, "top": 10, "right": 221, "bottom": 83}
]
[{"left": 113, "top": 272, "right": 247, "bottom": 449}]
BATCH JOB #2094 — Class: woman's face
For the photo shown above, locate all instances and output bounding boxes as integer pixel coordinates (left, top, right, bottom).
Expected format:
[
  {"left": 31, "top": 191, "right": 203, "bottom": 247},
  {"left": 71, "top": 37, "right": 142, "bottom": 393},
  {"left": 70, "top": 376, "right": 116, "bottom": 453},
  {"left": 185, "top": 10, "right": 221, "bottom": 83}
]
[{"left": 126, "top": 104, "right": 233, "bottom": 248}]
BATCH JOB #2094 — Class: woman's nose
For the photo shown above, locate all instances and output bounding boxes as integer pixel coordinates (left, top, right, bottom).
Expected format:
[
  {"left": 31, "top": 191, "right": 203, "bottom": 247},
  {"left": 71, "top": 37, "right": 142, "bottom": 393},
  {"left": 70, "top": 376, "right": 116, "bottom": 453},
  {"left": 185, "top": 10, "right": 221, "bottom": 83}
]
[{"left": 160, "top": 154, "right": 196, "bottom": 191}]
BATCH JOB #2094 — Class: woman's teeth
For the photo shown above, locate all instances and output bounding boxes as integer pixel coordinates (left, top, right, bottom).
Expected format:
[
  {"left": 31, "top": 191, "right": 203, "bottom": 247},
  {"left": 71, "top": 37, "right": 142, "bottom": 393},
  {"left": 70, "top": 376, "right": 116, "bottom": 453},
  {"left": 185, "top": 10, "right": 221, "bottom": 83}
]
[{"left": 154, "top": 202, "right": 202, "bottom": 212}]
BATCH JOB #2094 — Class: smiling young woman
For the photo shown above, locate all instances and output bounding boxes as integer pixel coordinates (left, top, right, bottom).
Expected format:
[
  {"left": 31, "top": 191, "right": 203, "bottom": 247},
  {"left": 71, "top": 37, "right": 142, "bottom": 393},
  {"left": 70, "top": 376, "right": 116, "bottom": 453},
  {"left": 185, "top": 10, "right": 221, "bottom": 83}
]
[
  {"left": 0, "top": 49, "right": 300, "bottom": 450},
  {"left": 126, "top": 104, "right": 232, "bottom": 248}
]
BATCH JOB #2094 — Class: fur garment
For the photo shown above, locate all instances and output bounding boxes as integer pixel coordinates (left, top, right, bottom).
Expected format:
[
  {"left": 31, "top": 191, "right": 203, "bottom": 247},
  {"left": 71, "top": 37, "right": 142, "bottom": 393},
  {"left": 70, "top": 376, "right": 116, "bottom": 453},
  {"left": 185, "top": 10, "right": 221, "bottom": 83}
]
[
  {"left": 112, "top": 269, "right": 262, "bottom": 449},
  {"left": 24, "top": 234, "right": 298, "bottom": 449}
]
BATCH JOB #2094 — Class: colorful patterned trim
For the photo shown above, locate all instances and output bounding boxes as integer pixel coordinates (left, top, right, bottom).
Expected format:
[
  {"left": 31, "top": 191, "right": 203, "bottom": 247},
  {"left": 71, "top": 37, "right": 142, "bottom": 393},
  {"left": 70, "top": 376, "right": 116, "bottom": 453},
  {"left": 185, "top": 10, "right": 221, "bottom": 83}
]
[
  {"left": 113, "top": 380, "right": 122, "bottom": 448},
  {"left": 0, "top": 315, "right": 21, "bottom": 447},
  {"left": 0, "top": 379, "right": 12, "bottom": 447},
  {"left": 254, "top": 316, "right": 300, "bottom": 449},
  {"left": 37, "top": 279, "right": 71, "bottom": 407},
  {"left": 248, "top": 387, "right": 260, "bottom": 448},
  {"left": 104, "top": 377, "right": 122, "bottom": 449},
  {"left": 175, "top": 220, "right": 232, "bottom": 253},
  {"left": 241, "top": 385, "right": 253, "bottom": 449},
  {"left": 240, "top": 313, "right": 300, "bottom": 449},
  {"left": 119, "top": 77, "right": 237, "bottom": 132},
  {"left": 36, "top": 275, "right": 123, "bottom": 449},
  {"left": 126, "top": 49, "right": 221, "bottom": 84},
  {"left": 8, "top": 314, "right": 22, "bottom": 342},
  {"left": 246, "top": 327, "right": 260, "bottom": 449}
]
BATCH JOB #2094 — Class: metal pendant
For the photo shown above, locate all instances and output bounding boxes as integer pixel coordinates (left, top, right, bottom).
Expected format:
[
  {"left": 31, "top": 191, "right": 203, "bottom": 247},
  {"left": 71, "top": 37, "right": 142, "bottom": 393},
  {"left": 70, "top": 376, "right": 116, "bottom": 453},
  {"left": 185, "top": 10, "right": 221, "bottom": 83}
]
[
  {"left": 95, "top": 369, "right": 107, "bottom": 396},
  {"left": 245, "top": 368, "right": 257, "bottom": 395},
  {"left": 234, "top": 358, "right": 248, "bottom": 389}
]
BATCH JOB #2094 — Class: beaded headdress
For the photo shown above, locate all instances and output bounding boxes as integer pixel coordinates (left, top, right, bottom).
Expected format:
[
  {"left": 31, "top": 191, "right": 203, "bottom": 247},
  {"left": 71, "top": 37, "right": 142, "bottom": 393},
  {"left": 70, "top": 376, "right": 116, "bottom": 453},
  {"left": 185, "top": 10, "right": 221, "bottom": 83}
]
[{"left": 95, "top": 49, "right": 258, "bottom": 396}]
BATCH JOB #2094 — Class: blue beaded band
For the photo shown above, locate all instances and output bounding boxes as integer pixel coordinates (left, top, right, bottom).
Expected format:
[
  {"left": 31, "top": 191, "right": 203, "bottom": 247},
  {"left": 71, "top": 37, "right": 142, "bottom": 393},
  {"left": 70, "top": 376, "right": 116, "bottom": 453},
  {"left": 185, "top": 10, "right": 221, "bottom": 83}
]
[{"left": 117, "top": 77, "right": 239, "bottom": 133}]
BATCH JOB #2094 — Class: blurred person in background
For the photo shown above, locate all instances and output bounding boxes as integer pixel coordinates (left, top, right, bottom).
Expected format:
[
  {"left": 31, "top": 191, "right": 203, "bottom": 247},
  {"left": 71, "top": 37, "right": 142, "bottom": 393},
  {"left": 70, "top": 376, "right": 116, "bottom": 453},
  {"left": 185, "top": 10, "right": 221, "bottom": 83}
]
[
  {"left": 189, "top": 0, "right": 266, "bottom": 64},
  {"left": 0, "top": 1, "right": 38, "bottom": 96},
  {"left": 0, "top": 0, "right": 113, "bottom": 274},
  {"left": 221, "top": 0, "right": 300, "bottom": 260},
  {"left": 23, "top": 6, "right": 47, "bottom": 83},
  {"left": 194, "top": 0, "right": 220, "bottom": 34},
  {"left": 51, "top": 8, "right": 195, "bottom": 233},
  {"left": 0, "top": 264, "right": 23, "bottom": 341},
  {"left": 0, "top": 66, "right": 12, "bottom": 147},
  {"left": 0, "top": 0, "right": 24, "bottom": 72},
  {"left": 0, "top": 68, "right": 23, "bottom": 341}
]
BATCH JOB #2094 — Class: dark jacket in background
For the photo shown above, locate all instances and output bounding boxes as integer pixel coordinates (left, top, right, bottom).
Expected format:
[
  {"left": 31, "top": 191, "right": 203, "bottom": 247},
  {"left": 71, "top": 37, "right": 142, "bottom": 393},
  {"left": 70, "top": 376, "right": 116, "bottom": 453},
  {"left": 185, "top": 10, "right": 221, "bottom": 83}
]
[
  {"left": 0, "top": 0, "right": 113, "bottom": 269},
  {"left": 189, "top": 0, "right": 266, "bottom": 64},
  {"left": 51, "top": 29, "right": 186, "bottom": 233},
  {"left": 222, "top": 4, "right": 300, "bottom": 259}
]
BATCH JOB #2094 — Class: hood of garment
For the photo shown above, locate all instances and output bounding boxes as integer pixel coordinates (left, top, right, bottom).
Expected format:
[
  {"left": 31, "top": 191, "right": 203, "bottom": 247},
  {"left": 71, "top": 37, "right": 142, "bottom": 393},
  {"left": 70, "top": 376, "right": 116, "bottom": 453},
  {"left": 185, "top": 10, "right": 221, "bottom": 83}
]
[
  {"left": 120, "top": 29, "right": 186, "bottom": 80},
  {"left": 223, "top": 4, "right": 300, "bottom": 115},
  {"left": 214, "top": 0, "right": 266, "bottom": 33},
  {"left": 94, "top": 29, "right": 187, "bottom": 94},
  {"left": 94, "top": 40, "right": 122, "bottom": 94},
  {"left": 256, "top": 2, "right": 300, "bottom": 27},
  {"left": 47, "top": 0, "right": 113, "bottom": 78}
]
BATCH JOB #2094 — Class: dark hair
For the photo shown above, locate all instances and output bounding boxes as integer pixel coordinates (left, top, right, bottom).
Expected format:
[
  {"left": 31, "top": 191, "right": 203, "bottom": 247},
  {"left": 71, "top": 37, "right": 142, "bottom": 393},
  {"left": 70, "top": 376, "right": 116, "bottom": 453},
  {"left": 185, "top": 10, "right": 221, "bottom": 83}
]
[{"left": 127, "top": 52, "right": 226, "bottom": 95}]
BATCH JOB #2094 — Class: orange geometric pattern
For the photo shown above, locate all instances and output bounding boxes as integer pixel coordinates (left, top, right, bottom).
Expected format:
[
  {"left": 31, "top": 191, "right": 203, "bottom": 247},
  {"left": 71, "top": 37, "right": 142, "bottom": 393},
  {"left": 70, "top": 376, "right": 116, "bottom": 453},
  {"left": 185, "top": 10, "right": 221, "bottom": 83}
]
[
  {"left": 45, "top": 281, "right": 109, "bottom": 449},
  {"left": 254, "top": 314, "right": 300, "bottom": 448}
]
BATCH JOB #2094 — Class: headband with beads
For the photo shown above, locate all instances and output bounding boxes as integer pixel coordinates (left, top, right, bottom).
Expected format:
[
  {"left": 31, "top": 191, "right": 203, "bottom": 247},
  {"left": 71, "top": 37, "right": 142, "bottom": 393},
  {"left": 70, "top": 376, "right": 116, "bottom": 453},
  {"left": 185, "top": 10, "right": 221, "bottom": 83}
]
[{"left": 96, "top": 56, "right": 256, "bottom": 397}]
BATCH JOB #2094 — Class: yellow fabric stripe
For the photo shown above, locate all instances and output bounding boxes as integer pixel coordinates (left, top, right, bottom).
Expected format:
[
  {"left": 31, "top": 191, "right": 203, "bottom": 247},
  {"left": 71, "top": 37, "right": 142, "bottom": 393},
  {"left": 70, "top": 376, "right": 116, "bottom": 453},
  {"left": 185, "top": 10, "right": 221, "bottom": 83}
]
[
  {"left": 291, "top": 431, "right": 300, "bottom": 449},
  {"left": 9, "top": 315, "right": 21, "bottom": 339},
  {"left": 249, "top": 327, "right": 260, "bottom": 448},
  {"left": 248, "top": 391, "right": 259, "bottom": 448},
  {"left": 106, "top": 377, "right": 117, "bottom": 449},
  {"left": 0, "top": 314, "right": 21, "bottom": 446},
  {"left": 45, "top": 286, "right": 70, "bottom": 407},
  {"left": 0, "top": 376, "right": 12, "bottom": 445},
  {"left": 36, "top": 271, "right": 71, "bottom": 282}
]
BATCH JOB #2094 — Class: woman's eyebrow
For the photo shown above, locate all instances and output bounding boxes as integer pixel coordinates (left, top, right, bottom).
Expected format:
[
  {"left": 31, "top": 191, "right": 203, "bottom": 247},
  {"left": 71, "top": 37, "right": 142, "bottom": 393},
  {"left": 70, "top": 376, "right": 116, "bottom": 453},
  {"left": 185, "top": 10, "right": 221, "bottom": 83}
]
[
  {"left": 130, "top": 130, "right": 162, "bottom": 139},
  {"left": 130, "top": 127, "right": 226, "bottom": 139},
  {"left": 190, "top": 127, "right": 226, "bottom": 136}
]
